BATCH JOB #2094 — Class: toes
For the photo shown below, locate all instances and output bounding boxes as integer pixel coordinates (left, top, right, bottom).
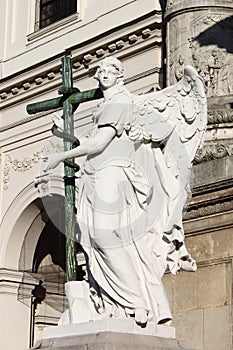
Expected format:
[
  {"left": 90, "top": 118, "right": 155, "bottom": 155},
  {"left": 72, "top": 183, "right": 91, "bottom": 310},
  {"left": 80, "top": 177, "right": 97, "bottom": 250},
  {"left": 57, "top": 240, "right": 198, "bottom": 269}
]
[{"left": 135, "top": 308, "right": 148, "bottom": 327}]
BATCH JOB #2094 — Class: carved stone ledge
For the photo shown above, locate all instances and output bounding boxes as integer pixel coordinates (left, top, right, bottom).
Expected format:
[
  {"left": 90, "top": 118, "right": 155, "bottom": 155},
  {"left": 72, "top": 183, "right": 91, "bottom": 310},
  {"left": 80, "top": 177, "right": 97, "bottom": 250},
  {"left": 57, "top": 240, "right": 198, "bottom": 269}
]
[
  {"left": 191, "top": 154, "right": 233, "bottom": 196},
  {"left": 142, "top": 28, "right": 152, "bottom": 38},
  {"left": 0, "top": 21, "right": 161, "bottom": 105},
  {"left": 165, "top": 0, "right": 233, "bottom": 18},
  {"left": 83, "top": 54, "right": 92, "bottom": 63},
  {"left": 192, "top": 178, "right": 233, "bottom": 196},
  {"left": 184, "top": 196, "right": 233, "bottom": 221},
  {"left": 73, "top": 61, "right": 82, "bottom": 69},
  {"left": 194, "top": 142, "right": 233, "bottom": 164}
]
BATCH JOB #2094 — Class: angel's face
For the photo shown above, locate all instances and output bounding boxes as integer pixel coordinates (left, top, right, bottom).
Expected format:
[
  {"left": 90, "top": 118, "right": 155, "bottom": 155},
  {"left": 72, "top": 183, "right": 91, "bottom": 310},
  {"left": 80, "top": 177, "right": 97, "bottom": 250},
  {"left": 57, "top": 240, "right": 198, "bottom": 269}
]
[{"left": 97, "top": 65, "right": 119, "bottom": 90}]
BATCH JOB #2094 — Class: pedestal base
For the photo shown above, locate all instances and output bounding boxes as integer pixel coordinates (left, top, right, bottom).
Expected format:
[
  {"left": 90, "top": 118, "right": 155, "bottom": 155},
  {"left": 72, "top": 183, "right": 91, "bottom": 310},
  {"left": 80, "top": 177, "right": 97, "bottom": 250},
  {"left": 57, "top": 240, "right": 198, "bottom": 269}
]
[{"left": 34, "top": 319, "right": 195, "bottom": 350}]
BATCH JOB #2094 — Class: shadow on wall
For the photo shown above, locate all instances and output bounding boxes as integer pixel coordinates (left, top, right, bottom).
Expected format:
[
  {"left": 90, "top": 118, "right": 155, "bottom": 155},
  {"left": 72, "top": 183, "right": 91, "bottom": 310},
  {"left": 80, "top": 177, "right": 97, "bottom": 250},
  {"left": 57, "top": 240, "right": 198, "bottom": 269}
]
[{"left": 195, "top": 16, "right": 233, "bottom": 53}]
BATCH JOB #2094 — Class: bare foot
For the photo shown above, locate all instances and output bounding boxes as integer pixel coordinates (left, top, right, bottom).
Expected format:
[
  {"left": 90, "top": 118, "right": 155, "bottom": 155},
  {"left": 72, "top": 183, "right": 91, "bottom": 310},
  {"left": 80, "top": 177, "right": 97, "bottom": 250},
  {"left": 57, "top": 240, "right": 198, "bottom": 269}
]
[{"left": 135, "top": 308, "right": 148, "bottom": 327}]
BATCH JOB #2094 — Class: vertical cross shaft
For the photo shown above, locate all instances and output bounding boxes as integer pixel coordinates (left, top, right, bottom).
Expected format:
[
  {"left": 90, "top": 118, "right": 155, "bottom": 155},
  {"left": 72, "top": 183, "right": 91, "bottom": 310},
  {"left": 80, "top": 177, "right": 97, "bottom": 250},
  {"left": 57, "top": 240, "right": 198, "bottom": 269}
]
[
  {"left": 62, "top": 56, "right": 77, "bottom": 282},
  {"left": 26, "top": 56, "right": 103, "bottom": 282}
]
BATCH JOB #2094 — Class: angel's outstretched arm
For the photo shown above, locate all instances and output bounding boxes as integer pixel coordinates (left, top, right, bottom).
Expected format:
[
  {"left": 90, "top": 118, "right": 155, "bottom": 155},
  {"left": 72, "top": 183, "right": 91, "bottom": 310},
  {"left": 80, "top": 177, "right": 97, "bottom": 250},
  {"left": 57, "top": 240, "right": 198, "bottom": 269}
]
[{"left": 42, "top": 126, "right": 116, "bottom": 172}]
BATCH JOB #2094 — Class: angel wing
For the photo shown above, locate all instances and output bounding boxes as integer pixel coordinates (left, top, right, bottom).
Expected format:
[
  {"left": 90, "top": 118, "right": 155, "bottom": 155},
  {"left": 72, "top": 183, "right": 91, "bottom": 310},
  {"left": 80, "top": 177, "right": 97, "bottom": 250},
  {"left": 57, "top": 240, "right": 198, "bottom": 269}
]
[
  {"left": 129, "top": 65, "right": 207, "bottom": 190},
  {"left": 127, "top": 66, "right": 207, "bottom": 274}
]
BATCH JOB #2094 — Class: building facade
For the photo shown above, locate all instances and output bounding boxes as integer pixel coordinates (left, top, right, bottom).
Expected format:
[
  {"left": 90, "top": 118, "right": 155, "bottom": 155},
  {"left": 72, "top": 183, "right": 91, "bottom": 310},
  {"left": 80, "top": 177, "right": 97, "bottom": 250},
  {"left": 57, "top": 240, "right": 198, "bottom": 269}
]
[{"left": 0, "top": 1, "right": 232, "bottom": 349}]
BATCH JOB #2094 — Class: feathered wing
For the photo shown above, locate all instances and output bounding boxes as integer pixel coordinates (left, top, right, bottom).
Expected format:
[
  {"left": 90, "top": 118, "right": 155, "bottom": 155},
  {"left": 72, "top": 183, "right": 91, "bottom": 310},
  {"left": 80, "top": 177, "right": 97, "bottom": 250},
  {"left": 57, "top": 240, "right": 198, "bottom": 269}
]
[
  {"left": 128, "top": 66, "right": 207, "bottom": 274},
  {"left": 129, "top": 65, "right": 207, "bottom": 166}
]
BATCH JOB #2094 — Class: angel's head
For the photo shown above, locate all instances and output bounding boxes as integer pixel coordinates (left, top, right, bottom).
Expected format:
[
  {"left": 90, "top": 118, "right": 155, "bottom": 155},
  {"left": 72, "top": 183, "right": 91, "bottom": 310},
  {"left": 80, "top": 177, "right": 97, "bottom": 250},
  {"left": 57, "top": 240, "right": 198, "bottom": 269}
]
[{"left": 94, "top": 56, "right": 124, "bottom": 90}]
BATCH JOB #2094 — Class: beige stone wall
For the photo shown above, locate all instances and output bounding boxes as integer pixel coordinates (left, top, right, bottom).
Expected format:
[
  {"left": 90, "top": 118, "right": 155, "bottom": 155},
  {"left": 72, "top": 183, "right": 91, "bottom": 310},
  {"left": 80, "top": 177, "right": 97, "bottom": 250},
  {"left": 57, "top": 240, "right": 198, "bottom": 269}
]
[
  {"left": 163, "top": 157, "right": 233, "bottom": 350},
  {"left": 163, "top": 3, "right": 233, "bottom": 345},
  {"left": 164, "top": 225, "right": 233, "bottom": 350}
]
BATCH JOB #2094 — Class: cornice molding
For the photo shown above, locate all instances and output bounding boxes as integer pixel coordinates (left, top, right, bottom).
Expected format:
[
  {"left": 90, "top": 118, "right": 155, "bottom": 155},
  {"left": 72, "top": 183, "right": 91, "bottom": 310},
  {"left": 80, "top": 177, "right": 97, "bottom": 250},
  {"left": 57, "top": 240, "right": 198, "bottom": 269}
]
[
  {"left": 0, "top": 109, "right": 59, "bottom": 132},
  {"left": 165, "top": 0, "right": 233, "bottom": 20},
  {"left": 0, "top": 268, "right": 38, "bottom": 295},
  {"left": 184, "top": 196, "right": 233, "bottom": 221},
  {"left": 184, "top": 180, "right": 233, "bottom": 220},
  {"left": 196, "top": 257, "right": 233, "bottom": 269},
  {"left": 0, "top": 66, "right": 160, "bottom": 133},
  {"left": 0, "top": 18, "right": 161, "bottom": 109},
  {"left": 1, "top": 83, "right": 232, "bottom": 135},
  {"left": 192, "top": 178, "right": 233, "bottom": 196}
]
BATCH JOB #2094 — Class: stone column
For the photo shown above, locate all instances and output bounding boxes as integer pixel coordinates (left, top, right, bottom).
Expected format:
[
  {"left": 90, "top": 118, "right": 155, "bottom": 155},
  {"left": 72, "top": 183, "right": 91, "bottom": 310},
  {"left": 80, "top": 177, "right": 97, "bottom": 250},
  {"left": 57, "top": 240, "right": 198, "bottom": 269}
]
[
  {"left": 164, "top": 0, "right": 233, "bottom": 165},
  {"left": 164, "top": 0, "right": 233, "bottom": 99}
]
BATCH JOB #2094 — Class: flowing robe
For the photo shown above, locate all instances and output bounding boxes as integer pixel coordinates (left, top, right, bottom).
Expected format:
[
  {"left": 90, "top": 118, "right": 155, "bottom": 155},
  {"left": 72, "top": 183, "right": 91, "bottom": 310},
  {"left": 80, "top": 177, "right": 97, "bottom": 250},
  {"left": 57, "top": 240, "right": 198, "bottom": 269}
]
[{"left": 76, "top": 86, "right": 186, "bottom": 322}]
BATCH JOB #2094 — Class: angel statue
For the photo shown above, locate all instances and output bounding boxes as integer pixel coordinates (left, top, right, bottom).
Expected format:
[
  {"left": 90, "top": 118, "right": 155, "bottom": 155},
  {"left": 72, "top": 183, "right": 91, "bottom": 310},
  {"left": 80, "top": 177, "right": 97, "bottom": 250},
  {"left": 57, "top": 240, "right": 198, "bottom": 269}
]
[{"left": 43, "top": 56, "right": 207, "bottom": 327}]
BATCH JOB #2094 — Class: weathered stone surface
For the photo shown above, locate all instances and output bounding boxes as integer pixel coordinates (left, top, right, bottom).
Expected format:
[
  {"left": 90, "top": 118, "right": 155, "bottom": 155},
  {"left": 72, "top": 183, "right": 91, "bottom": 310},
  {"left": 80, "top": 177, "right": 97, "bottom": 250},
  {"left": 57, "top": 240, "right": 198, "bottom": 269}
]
[
  {"left": 184, "top": 227, "right": 233, "bottom": 261},
  {"left": 174, "top": 309, "right": 204, "bottom": 350},
  {"left": 197, "top": 264, "right": 229, "bottom": 308},
  {"left": 204, "top": 306, "right": 231, "bottom": 350},
  {"left": 165, "top": 1, "right": 233, "bottom": 98},
  {"left": 173, "top": 271, "right": 198, "bottom": 312},
  {"left": 163, "top": 274, "right": 175, "bottom": 314},
  {"left": 34, "top": 320, "right": 195, "bottom": 350},
  {"left": 34, "top": 331, "right": 195, "bottom": 350},
  {"left": 162, "top": 230, "right": 233, "bottom": 350},
  {"left": 192, "top": 156, "right": 233, "bottom": 189}
]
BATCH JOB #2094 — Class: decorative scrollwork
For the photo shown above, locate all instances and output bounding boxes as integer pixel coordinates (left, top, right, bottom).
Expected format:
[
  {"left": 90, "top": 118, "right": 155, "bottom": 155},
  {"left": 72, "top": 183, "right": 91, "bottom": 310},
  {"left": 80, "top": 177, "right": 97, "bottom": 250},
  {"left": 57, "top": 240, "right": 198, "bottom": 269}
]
[
  {"left": 3, "top": 162, "right": 11, "bottom": 190},
  {"left": 3, "top": 140, "right": 63, "bottom": 190},
  {"left": 208, "top": 109, "right": 233, "bottom": 124},
  {"left": 8, "top": 152, "right": 41, "bottom": 172},
  {"left": 194, "top": 143, "right": 233, "bottom": 164}
]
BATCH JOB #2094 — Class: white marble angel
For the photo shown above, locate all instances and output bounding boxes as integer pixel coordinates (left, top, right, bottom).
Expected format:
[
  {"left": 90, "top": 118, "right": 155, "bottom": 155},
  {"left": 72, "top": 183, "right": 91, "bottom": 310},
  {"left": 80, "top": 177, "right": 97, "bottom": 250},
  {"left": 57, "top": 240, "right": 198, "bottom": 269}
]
[{"left": 43, "top": 56, "right": 207, "bottom": 326}]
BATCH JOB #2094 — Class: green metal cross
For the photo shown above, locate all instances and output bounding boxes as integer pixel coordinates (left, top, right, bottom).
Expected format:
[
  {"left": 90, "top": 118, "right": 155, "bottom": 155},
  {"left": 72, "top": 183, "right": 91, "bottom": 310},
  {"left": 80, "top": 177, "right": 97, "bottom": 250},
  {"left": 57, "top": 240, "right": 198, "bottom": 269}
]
[{"left": 27, "top": 56, "right": 102, "bottom": 281}]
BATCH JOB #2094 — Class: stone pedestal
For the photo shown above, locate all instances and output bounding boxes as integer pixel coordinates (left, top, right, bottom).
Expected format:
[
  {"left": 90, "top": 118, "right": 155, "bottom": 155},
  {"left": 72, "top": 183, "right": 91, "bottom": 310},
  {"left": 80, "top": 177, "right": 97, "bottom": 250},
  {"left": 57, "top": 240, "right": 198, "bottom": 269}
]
[{"left": 33, "top": 319, "right": 195, "bottom": 350}]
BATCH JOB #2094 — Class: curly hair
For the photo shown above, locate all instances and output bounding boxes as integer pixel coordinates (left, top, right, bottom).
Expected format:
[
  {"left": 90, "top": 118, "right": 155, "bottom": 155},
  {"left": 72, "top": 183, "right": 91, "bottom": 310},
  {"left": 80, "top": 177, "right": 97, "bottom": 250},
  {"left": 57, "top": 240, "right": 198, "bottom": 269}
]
[{"left": 94, "top": 56, "right": 124, "bottom": 81}]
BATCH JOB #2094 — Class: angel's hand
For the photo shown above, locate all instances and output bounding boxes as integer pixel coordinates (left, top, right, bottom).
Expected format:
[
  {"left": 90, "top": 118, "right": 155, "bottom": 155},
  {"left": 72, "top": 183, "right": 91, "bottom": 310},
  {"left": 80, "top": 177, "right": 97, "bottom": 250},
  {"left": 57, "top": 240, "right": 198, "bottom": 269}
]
[
  {"left": 41, "top": 153, "right": 63, "bottom": 172},
  {"left": 52, "top": 113, "right": 64, "bottom": 132}
]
